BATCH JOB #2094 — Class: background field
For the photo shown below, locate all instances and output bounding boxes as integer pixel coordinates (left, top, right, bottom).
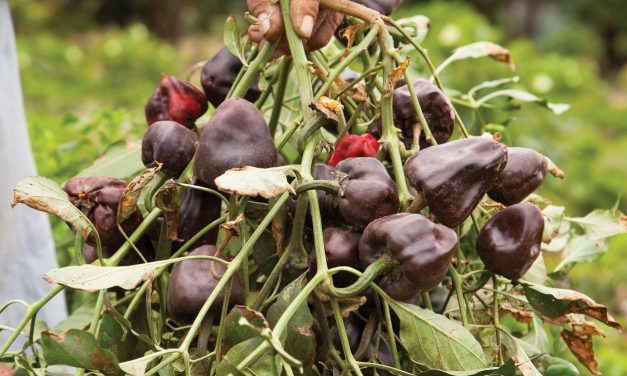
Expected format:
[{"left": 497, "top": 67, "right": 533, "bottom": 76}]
[{"left": 9, "top": 0, "right": 627, "bottom": 373}]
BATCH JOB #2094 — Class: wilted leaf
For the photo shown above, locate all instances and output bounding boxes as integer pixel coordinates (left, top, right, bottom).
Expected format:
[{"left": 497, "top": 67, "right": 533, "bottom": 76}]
[
  {"left": 499, "top": 301, "right": 534, "bottom": 324},
  {"left": 223, "top": 306, "right": 269, "bottom": 349},
  {"left": 554, "top": 208, "right": 627, "bottom": 272},
  {"left": 521, "top": 282, "right": 621, "bottom": 331},
  {"left": 444, "top": 42, "right": 515, "bottom": 71},
  {"left": 340, "top": 24, "right": 361, "bottom": 58},
  {"left": 314, "top": 96, "right": 343, "bottom": 121},
  {"left": 561, "top": 322, "right": 605, "bottom": 375},
  {"left": 502, "top": 336, "right": 542, "bottom": 376},
  {"left": 215, "top": 166, "right": 296, "bottom": 199},
  {"left": 476, "top": 89, "right": 570, "bottom": 115},
  {"left": 389, "top": 301, "right": 487, "bottom": 371},
  {"left": 267, "top": 275, "right": 316, "bottom": 368},
  {"left": 224, "top": 16, "right": 245, "bottom": 63},
  {"left": 154, "top": 179, "right": 180, "bottom": 241},
  {"left": 12, "top": 176, "right": 92, "bottom": 239},
  {"left": 388, "top": 58, "right": 410, "bottom": 87},
  {"left": 43, "top": 256, "right": 220, "bottom": 292},
  {"left": 117, "top": 166, "right": 161, "bottom": 224},
  {"left": 41, "top": 329, "right": 119, "bottom": 374},
  {"left": 75, "top": 140, "right": 144, "bottom": 180}
]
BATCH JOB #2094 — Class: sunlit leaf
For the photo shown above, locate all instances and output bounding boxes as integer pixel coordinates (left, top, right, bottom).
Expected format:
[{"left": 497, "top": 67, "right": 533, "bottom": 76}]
[
  {"left": 75, "top": 140, "right": 144, "bottom": 180},
  {"left": 224, "top": 16, "right": 245, "bottom": 63}
]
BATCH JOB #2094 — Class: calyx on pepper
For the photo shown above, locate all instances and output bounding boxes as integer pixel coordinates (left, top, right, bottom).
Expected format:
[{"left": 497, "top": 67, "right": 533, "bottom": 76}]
[
  {"left": 476, "top": 202, "right": 544, "bottom": 280},
  {"left": 145, "top": 74, "right": 208, "bottom": 128},
  {"left": 193, "top": 98, "right": 278, "bottom": 186},
  {"left": 404, "top": 137, "right": 508, "bottom": 227},
  {"left": 176, "top": 178, "right": 222, "bottom": 249},
  {"left": 327, "top": 134, "right": 379, "bottom": 167},
  {"left": 141, "top": 120, "right": 198, "bottom": 177},
  {"left": 64, "top": 176, "right": 142, "bottom": 247},
  {"left": 359, "top": 213, "right": 458, "bottom": 300},
  {"left": 488, "top": 147, "right": 548, "bottom": 206},
  {"left": 200, "top": 47, "right": 261, "bottom": 107},
  {"left": 316, "top": 157, "right": 399, "bottom": 229},
  {"left": 167, "top": 244, "right": 244, "bottom": 321},
  {"left": 368, "top": 78, "right": 455, "bottom": 150}
]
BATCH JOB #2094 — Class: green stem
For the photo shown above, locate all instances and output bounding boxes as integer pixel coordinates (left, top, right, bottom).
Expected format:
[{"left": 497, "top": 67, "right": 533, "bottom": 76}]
[
  {"left": 382, "top": 299, "right": 401, "bottom": 369},
  {"left": 421, "top": 292, "right": 433, "bottom": 310},
  {"left": 325, "top": 254, "right": 395, "bottom": 298},
  {"left": 295, "top": 180, "right": 341, "bottom": 196},
  {"left": 229, "top": 43, "right": 277, "bottom": 99},
  {"left": 268, "top": 59, "right": 292, "bottom": 137},
  {"left": 493, "top": 275, "right": 504, "bottom": 365},
  {"left": 109, "top": 208, "right": 162, "bottom": 266},
  {"left": 448, "top": 264, "right": 469, "bottom": 327},
  {"left": 226, "top": 45, "right": 258, "bottom": 99},
  {"left": 176, "top": 183, "right": 228, "bottom": 206},
  {"left": 330, "top": 298, "right": 364, "bottom": 376},
  {"left": 314, "top": 25, "right": 379, "bottom": 100}
]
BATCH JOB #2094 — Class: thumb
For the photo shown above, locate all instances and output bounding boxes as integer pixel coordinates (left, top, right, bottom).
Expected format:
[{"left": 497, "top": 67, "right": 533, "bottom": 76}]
[
  {"left": 247, "top": 0, "right": 283, "bottom": 42},
  {"left": 290, "top": 0, "right": 320, "bottom": 39}
]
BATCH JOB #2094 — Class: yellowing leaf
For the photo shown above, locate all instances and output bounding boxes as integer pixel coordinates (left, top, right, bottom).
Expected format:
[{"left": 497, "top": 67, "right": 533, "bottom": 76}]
[{"left": 215, "top": 166, "right": 296, "bottom": 199}]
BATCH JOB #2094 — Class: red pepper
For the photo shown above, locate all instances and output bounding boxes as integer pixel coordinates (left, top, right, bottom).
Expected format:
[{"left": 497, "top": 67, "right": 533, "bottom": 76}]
[{"left": 327, "top": 134, "right": 379, "bottom": 167}]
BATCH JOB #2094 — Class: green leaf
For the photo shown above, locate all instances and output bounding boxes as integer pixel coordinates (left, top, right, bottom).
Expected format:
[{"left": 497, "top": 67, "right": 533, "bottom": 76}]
[
  {"left": 75, "top": 140, "right": 144, "bottom": 181},
  {"left": 223, "top": 306, "right": 269, "bottom": 349},
  {"left": 118, "top": 350, "right": 173, "bottom": 376},
  {"left": 12, "top": 176, "right": 93, "bottom": 239},
  {"left": 43, "top": 255, "right": 224, "bottom": 292},
  {"left": 475, "top": 89, "right": 570, "bottom": 114},
  {"left": 553, "top": 208, "right": 626, "bottom": 272},
  {"left": 216, "top": 337, "right": 276, "bottom": 376},
  {"left": 501, "top": 335, "right": 542, "bottom": 376},
  {"left": 267, "top": 274, "right": 316, "bottom": 368},
  {"left": 40, "top": 329, "right": 119, "bottom": 374},
  {"left": 521, "top": 254, "right": 547, "bottom": 285},
  {"left": 440, "top": 41, "right": 515, "bottom": 72},
  {"left": 417, "top": 359, "right": 516, "bottom": 375},
  {"left": 223, "top": 16, "right": 245, "bottom": 63},
  {"left": 521, "top": 317, "right": 549, "bottom": 355},
  {"left": 54, "top": 303, "right": 96, "bottom": 332},
  {"left": 521, "top": 282, "right": 621, "bottom": 331},
  {"left": 389, "top": 302, "right": 487, "bottom": 371}
]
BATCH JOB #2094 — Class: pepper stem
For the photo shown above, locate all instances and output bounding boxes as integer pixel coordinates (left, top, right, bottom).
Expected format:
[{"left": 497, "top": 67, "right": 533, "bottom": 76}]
[
  {"left": 325, "top": 254, "right": 396, "bottom": 298},
  {"left": 295, "top": 180, "right": 341, "bottom": 196}
]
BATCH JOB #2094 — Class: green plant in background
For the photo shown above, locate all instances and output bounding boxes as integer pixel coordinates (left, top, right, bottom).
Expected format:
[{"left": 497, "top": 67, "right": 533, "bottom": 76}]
[{"left": 9, "top": 0, "right": 627, "bottom": 374}]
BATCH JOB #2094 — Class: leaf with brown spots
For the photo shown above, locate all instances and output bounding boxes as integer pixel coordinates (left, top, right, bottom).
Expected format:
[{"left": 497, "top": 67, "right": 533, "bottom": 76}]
[
  {"left": 522, "top": 282, "right": 622, "bottom": 331},
  {"left": 12, "top": 176, "right": 93, "bottom": 239},
  {"left": 499, "top": 301, "right": 534, "bottom": 324},
  {"left": 154, "top": 179, "right": 180, "bottom": 241},
  {"left": 561, "top": 322, "right": 606, "bottom": 375},
  {"left": 41, "top": 329, "right": 119, "bottom": 375},
  {"left": 117, "top": 165, "right": 161, "bottom": 224}
]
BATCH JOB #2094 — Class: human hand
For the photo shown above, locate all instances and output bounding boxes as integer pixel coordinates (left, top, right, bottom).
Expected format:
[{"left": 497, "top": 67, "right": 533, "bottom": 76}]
[{"left": 247, "top": 0, "right": 343, "bottom": 55}]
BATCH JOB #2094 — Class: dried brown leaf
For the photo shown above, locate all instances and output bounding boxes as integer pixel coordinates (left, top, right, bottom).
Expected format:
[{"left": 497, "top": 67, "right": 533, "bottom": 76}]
[
  {"left": 561, "top": 324, "right": 605, "bottom": 375},
  {"left": 315, "top": 96, "right": 343, "bottom": 121},
  {"left": 117, "top": 165, "right": 161, "bottom": 224},
  {"left": 154, "top": 179, "right": 180, "bottom": 241},
  {"left": 387, "top": 58, "right": 410, "bottom": 87}
]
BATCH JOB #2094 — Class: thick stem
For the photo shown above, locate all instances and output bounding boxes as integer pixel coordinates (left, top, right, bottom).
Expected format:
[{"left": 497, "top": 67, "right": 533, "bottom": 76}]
[
  {"left": 330, "top": 298, "right": 364, "bottom": 376},
  {"left": 382, "top": 299, "right": 401, "bottom": 369},
  {"left": 325, "top": 254, "right": 395, "bottom": 298},
  {"left": 295, "top": 180, "right": 341, "bottom": 196},
  {"left": 229, "top": 42, "right": 277, "bottom": 99},
  {"left": 268, "top": 59, "right": 292, "bottom": 137},
  {"left": 493, "top": 275, "right": 504, "bottom": 365}
]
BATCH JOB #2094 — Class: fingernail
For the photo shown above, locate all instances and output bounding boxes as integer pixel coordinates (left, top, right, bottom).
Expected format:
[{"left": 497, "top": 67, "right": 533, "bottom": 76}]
[
  {"left": 259, "top": 12, "right": 270, "bottom": 34},
  {"left": 301, "top": 15, "right": 314, "bottom": 38}
]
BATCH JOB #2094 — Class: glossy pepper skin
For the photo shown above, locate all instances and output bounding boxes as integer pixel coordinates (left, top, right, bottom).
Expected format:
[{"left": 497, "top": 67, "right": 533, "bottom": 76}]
[
  {"left": 176, "top": 178, "right": 222, "bottom": 249},
  {"left": 323, "top": 227, "right": 362, "bottom": 286},
  {"left": 476, "top": 202, "right": 544, "bottom": 280},
  {"left": 64, "top": 177, "right": 141, "bottom": 247},
  {"left": 200, "top": 47, "right": 261, "bottom": 107},
  {"left": 83, "top": 235, "right": 154, "bottom": 265},
  {"left": 193, "top": 98, "right": 278, "bottom": 186},
  {"left": 369, "top": 79, "right": 454, "bottom": 150},
  {"left": 404, "top": 137, "right": 508, "bottom": 227},
  {"left": 167, "top": 244, "right": 244, "bottom": 321},
  {"left": 141, "top": 120, "right": 198, "bottom": 177},
  {"left": 359, "top": 213, "right": 458, "bottom": 300},
  {"left": 488, "top": 147, "right": 548, "bottom": 206},
  {"left": 145, "top": 75, "right": 208, "bottom": 128},
  {"left": 327, "top": 134, "right": 379, "bottom": 167},
  {"left": 334, "top": 157, "right": 399, "bottom": 229}
]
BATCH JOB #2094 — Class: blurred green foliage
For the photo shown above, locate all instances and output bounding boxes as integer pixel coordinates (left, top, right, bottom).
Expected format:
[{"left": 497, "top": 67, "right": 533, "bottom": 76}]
[{"left": 11, "top": 0, "right": 627, "bottom": 373}]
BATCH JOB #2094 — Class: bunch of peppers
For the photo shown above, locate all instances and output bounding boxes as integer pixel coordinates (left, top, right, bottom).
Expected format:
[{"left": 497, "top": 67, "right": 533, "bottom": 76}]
[{"left": 6, "top": 0, "right": 615, "bottom": 375}]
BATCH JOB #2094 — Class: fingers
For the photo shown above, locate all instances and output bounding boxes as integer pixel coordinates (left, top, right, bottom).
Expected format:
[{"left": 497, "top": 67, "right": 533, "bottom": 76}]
[
  {"left": 306, "top": 9, "right": 343, "bottom": 51},
  {"left": 247, "top": 0, "right": 283, "bottom": 42},
  {"left": 290, "top": 0, "right": 320, "bottom": 39}
]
